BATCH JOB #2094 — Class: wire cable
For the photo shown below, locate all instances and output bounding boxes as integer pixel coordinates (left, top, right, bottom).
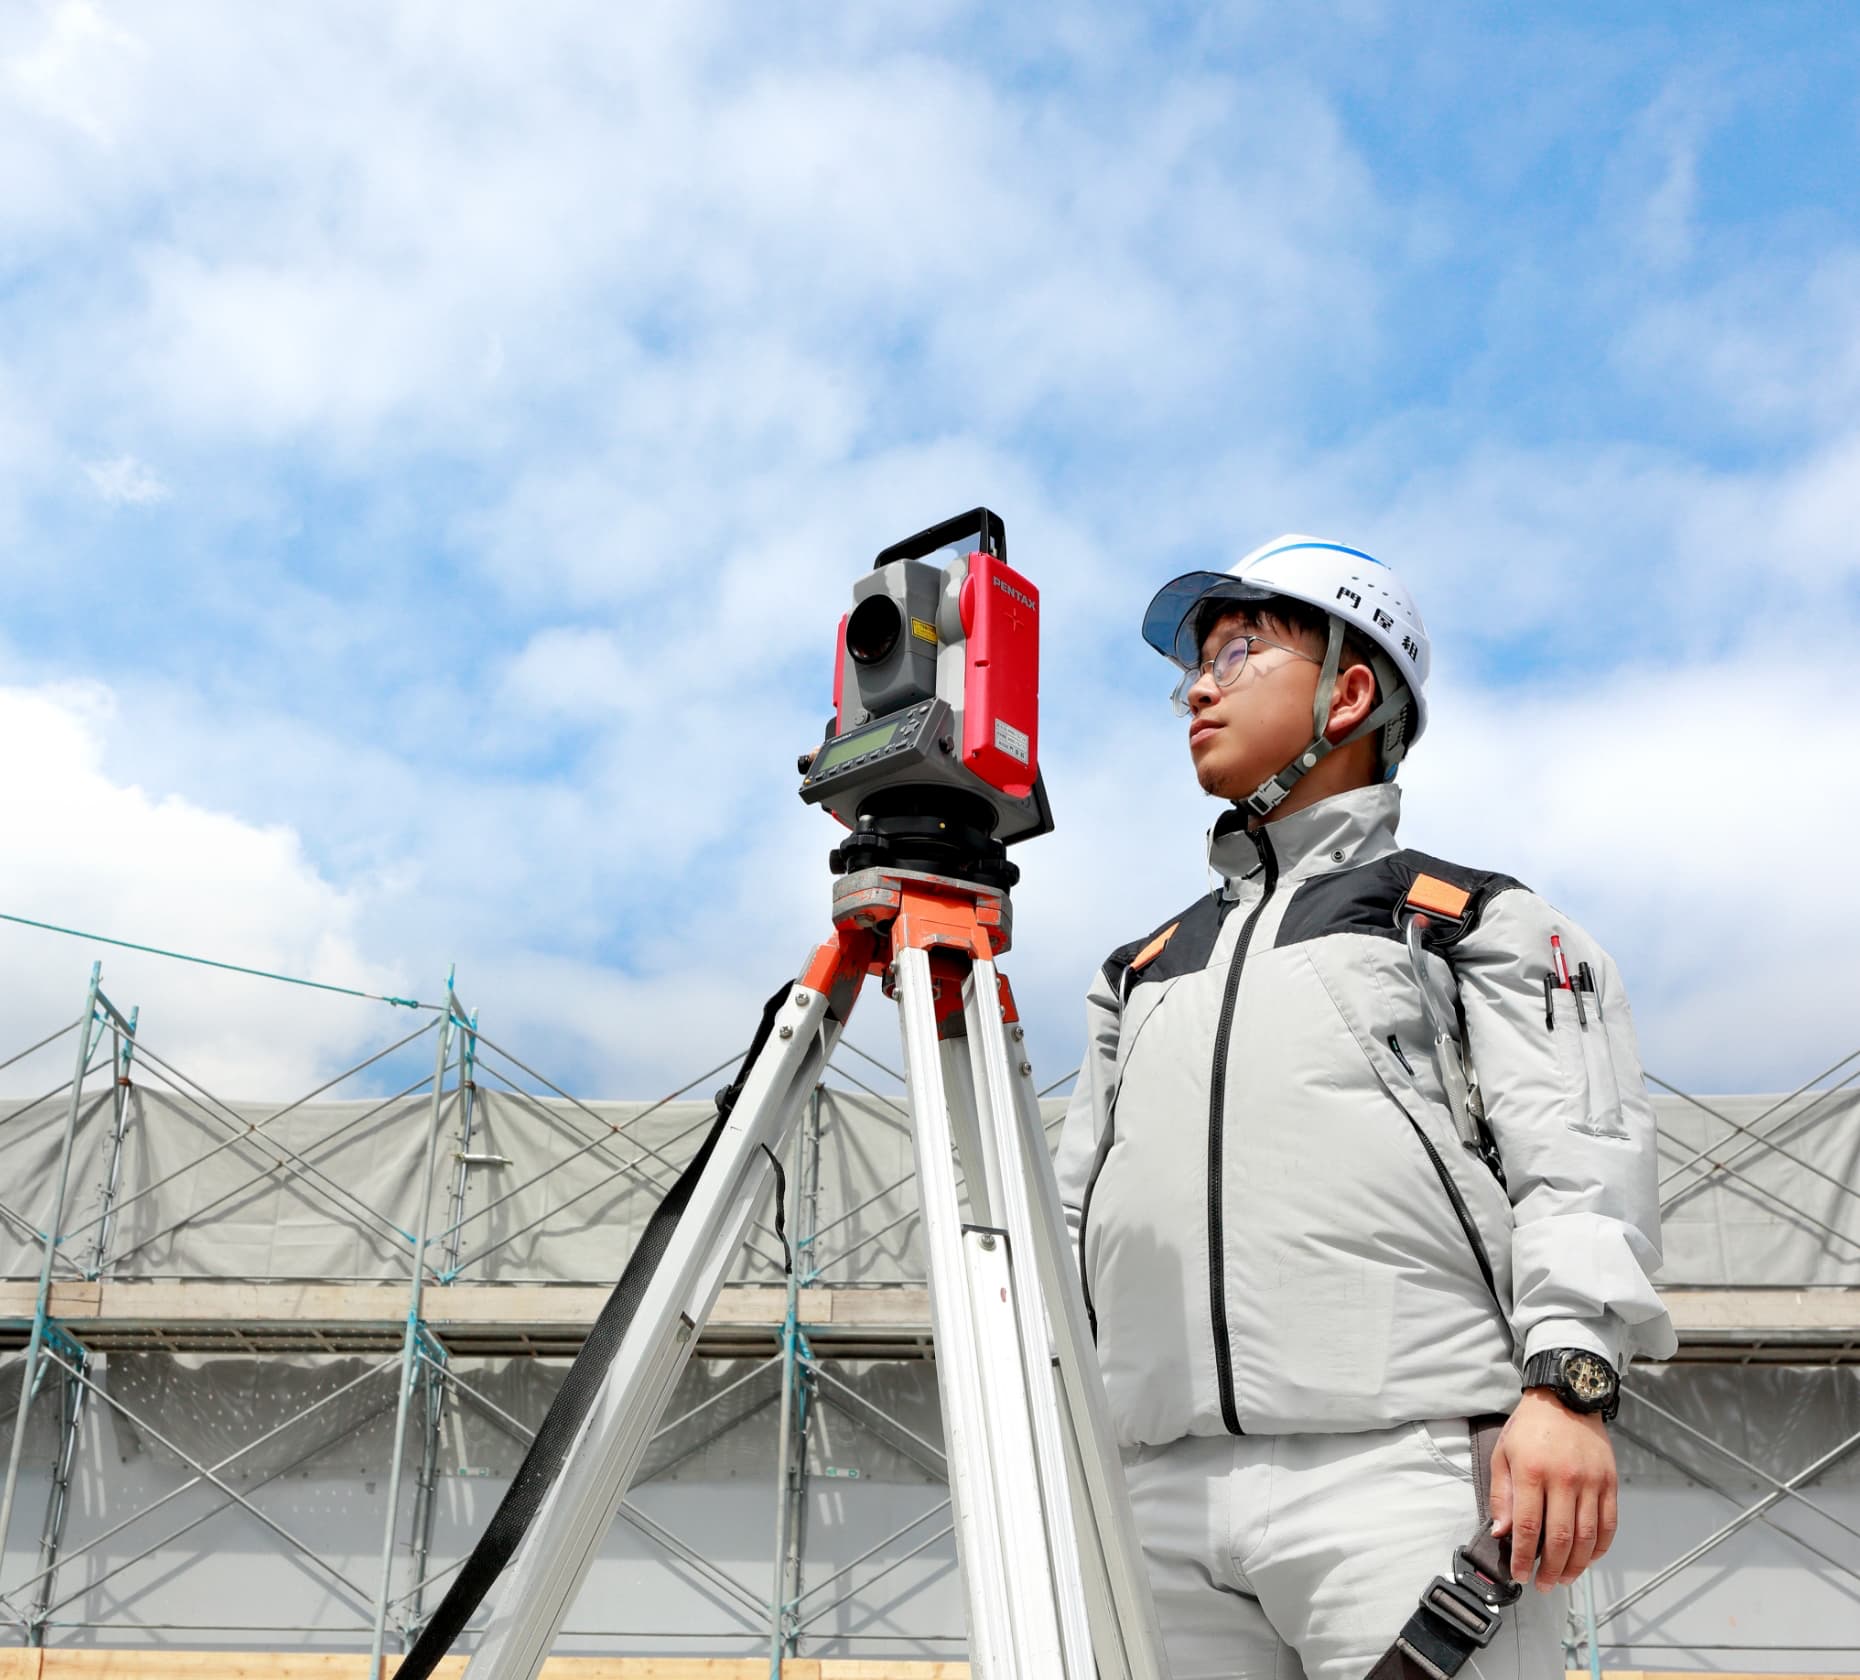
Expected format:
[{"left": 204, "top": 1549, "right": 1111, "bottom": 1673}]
[{"left": 0, "top": 911, "right": 435, "bottom": 1010}]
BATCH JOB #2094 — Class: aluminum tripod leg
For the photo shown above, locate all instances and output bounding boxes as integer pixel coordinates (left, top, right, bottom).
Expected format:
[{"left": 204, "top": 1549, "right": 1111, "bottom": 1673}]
[
  {"left": 464, "top": 979, "right": 843, "bottom": 1680},
  {"left": 994, "top": 973, "right": 1170, "bottom": 1680},
  {"left": 896, "top": 947, "right": 1168, "bottom": 1680},
  {"left": 922, "top": 952, "right": 1168, "bottom": 1680},
  {"left": 895, "top": 945, "right": 1065, "bottom": 1675}
]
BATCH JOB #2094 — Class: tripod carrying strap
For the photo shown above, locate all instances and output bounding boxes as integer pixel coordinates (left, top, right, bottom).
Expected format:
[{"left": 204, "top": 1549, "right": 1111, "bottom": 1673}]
[
  {"left": 392, "top": 983, "right": 796, "bottom": 1680},
  {"left": 1364, "top": 1414, "right": 1519, "bottom": 1680}
]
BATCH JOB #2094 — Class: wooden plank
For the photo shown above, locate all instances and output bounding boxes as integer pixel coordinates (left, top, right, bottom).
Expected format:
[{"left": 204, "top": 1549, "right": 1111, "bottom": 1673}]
[
  {"left": 816, "top": 1665, "right": 969, "bottom": 1678},
  {"left": 39, "top": 1658, "right": 460, "bottom": 1679},
  {"left": 707, "top": 1286, "right": 792, "bottom": 1325},
  {"left": 824, "top": 1288, "right": 931, "bottom": 1327},
  {"left": 1664, "top": 1287, "right": 1860, "bottom": 1337},
  {"left": 89, "top": 1281, "right": 409, "bottom": 1327},
  {"left": 13, "top": 1277, "right": 1856, "bottom": 1356},
  {"left": 33, "top": 1660, "right": 813, "bottom": 1679},
  {"left": 72, "top": 1281, "right": 829, "bottom": 1332},
  {"left": 48, "top": 1284, "right": 102, "bottom": 1317},
  {"left": 24, "top": 1656, "right": 1855, "bottom": 1680},
  {"left": 28, "top": 1661, "right": 854, "bottom": 1679},
  {"left": 421, "top": 1285, "right": 609, "bottom": 1327}
]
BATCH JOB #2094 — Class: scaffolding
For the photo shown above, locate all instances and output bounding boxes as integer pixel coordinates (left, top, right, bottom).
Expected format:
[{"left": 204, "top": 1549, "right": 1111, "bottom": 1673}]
[{"left": 0, "top": 958, "right": 1853, "bottom": 1676}]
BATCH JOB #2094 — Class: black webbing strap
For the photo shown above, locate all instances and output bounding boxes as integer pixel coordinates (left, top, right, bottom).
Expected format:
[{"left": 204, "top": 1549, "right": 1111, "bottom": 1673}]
[
  {"left": 761, "top": 1143, "right": 792, "bottom": 1275},
  {"left": 393, "top": 982, "right": 797, "bottom": 1679},
  {"left": 1364, "top": 1415, "right": 1519, "bottom": 1680}
]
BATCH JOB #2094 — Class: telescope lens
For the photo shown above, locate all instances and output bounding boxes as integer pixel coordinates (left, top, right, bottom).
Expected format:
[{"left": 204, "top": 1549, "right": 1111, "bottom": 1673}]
[{"left": 845, "top": 596, "right": 902, "bottom": 665}]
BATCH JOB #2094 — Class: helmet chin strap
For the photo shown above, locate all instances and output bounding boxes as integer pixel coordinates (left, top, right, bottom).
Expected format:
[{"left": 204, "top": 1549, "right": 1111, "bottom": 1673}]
[{"left": 1241, "top": 620, "right": 1413, "bottom": 820}]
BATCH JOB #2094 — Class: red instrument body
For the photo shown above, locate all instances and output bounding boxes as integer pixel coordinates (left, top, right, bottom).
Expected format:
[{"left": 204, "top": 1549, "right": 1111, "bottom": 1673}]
[{"left": 956, "top": 552, "right": 1040, "bottom": 801}]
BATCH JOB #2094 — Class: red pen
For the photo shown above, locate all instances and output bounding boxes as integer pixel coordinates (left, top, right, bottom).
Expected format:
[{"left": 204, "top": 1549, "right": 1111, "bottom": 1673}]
[{"left": 1551, "top": 934, "right": 1588, "bottom": 1026}]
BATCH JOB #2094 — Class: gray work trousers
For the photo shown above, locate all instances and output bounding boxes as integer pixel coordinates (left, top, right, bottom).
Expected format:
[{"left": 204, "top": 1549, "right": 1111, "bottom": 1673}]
[{"left": 1123, "top": 1420, "right": 1566, "bottom": 1680}]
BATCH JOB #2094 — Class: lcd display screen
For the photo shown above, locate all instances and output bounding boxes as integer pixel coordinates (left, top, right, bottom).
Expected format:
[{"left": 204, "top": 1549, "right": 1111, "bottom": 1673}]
[{"left": 814, "top": 717, "right": 905, "bottom": 774}]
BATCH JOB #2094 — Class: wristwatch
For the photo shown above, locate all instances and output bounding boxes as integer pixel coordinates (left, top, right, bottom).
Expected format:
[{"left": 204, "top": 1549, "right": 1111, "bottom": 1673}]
[{"left": 1522, "top": 1347, "right": 1620, "bottom": 1421}]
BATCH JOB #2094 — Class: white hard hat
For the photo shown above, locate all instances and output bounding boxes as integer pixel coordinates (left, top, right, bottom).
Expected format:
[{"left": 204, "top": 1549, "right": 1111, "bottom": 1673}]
[{"left": 1141, "top": 534, "right": 1431, "bottom": 815}]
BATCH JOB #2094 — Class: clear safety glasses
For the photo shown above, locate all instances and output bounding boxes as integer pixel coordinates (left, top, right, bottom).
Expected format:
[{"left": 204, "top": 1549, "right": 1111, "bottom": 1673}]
[{"left": 1170, "top": 634, "right": 1320, "bottom": 715}]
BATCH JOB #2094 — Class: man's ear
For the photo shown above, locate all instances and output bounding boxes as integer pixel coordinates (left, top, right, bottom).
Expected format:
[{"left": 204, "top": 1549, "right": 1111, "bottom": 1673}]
[{"left": 1324, "top": 662, "right": 1378, "bottom": 742}]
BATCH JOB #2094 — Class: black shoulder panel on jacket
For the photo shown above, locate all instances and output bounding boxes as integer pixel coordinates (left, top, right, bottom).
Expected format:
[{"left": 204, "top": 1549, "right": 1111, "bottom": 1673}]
[
  {"left": 1101, "top": 891, "right": 1228, "bottom": 997},
  {"left": 1274, "top": 849, "right": 1527, "bottom": 952}
]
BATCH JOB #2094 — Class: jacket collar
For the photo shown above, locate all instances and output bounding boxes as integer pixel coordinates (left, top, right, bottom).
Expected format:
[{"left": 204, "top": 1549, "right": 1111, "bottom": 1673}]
[{"left": 1208, "top": 782, "right": 1403, "bottom": 888}]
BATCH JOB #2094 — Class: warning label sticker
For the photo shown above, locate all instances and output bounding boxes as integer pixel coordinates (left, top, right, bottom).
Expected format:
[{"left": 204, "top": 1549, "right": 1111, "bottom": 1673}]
[
  {"left": 910, "top": 617, "right": 938, "bottom": 644},
  {"left": 993, "top": 719, "right": 1030, "bottom": 765}
]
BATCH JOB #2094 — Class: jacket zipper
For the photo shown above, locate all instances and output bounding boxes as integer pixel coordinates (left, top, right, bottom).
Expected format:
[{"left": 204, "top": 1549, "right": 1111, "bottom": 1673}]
[
  {"left": 1207, "top": 828, "right": 1278, "bottom": 1434},
  {"left": 1404, "top": 1116, "right": 1501, "bottom": 1307}
]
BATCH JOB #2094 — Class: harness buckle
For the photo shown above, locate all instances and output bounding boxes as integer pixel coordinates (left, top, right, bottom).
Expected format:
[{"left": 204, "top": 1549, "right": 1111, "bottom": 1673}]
[
  {"left": 1419, "top": 1576, "right": 1504, "bottom": 1648},
  {"left": 1452, "top": 1542, "right": 1523, "bottom": 1609}
]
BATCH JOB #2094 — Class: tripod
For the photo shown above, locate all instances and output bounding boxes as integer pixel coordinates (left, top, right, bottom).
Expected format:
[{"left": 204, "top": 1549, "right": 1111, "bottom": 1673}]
[{"left": 459, "top": 852, "right": 1170, "bottom": 1679}]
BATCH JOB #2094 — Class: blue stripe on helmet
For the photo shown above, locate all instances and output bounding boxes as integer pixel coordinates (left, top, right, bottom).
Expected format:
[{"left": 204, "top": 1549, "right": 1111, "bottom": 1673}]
[{"left": 1244, "top": 539, "right": 1386, "bottom": 572}]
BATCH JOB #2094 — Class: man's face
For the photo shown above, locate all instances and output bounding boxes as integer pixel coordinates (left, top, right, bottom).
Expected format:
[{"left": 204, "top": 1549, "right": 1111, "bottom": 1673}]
[{"left": 1183, "top": 608, "right": 1324, "bottom": 801}]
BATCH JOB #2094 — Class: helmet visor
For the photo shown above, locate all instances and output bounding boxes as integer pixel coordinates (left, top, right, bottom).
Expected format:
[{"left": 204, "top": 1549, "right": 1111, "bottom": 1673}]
[{"left": 1141, "top": 571, "right": 1276, "bottom": 666}]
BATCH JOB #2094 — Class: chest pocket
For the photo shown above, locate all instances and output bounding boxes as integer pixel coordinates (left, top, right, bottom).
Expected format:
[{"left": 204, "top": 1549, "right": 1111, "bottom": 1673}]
[
  {"left": 1545, "top": 960, "right": 1630, "bottom": 1140},
  {"left": 1109, "top": 972, "right": 1181, "bottom": 1101},
  {"left": 1300, "top": 936, "right": 1512, "bottom": 1311},
  {"left": 1303, "top": 935, "right": 1454, "bottom": 1119}
]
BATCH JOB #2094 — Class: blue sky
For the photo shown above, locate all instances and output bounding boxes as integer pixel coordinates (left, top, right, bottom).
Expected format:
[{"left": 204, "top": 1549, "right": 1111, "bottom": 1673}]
[{"left": 2, "top": 2, "right": 1857, "bottom": 1102}]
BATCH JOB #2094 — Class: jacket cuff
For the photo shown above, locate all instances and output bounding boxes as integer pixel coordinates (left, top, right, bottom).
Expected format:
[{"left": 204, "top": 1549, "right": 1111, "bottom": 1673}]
[{"left": 1521, "top": 1316, "right": 1623, "bottom": 1372}]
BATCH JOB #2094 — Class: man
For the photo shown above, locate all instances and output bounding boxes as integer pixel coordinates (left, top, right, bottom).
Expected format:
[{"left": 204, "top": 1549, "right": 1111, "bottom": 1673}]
[{"left": 1055, "top": 534, "right": 1673, "bottom": 1680}]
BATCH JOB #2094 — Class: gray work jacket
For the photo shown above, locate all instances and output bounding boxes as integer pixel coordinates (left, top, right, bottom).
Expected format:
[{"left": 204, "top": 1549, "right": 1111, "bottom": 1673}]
[{"left": 1054, "top": 783, "right": 1674, "bottom": 1447}]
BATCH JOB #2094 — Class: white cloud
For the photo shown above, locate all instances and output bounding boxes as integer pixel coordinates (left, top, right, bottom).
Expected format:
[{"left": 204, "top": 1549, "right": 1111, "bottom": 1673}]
[
  {"left": 1, "top": 5, "right": 1394, "bottom": 479},
  {"left": 0, "top": 682, "right": 413, "bottom": 1098},
  {"left": 83, "top": 452, "right": 169, "bottom": 505},
  {"left": 1618, "top": 249, "right": 1860, "bottom": 440},
  {"left": 3, "top": 0, "right": 142, "bottom": 148},
  {"left": 1600, "top": 76, "right": 1720, "bottom": 271},
  {"left": 498, "top": 628, "right": 639, "bottom": 721},
  {"left": 1401, "top": 659, "right": 1860, "bottom": 1093},
  {"left": 0, "top": 3, "right": 1855, "bottom": 1110}
]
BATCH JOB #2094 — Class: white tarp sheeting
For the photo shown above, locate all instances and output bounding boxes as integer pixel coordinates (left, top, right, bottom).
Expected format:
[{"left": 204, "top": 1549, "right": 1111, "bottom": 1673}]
[{"left": 0, "top": 1061, "right": 1853, "bottom": 1666}]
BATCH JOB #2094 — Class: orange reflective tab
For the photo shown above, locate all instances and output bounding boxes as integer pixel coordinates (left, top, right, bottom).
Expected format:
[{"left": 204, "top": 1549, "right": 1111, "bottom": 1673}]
[
  {"left": 1404, "top": 874, "right": 1471, "bottom": 920},
  {"left": 1130, "top": 922, "right": 1180, "bottom": 973}
]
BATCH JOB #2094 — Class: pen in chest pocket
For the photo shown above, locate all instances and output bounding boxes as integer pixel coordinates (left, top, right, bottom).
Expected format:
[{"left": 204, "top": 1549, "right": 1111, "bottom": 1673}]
[{"left": 1549, "top": 933, "right": 1588, "bottom": 1029}]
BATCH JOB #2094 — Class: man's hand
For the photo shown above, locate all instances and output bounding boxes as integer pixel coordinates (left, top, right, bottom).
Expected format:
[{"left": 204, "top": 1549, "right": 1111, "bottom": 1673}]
[{"left": 1488, "top": 1388, "right": 1618, "bottom": 1590}]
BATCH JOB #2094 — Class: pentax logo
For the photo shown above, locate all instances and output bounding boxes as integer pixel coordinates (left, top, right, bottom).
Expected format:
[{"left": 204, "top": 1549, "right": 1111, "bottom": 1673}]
[{"left": 991, "top": 575, "right": 1035, "bottom": 611}]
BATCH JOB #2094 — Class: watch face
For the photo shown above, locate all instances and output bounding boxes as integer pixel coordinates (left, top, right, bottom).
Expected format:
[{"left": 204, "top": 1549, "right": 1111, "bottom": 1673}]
[{"left": 1564, "top": 1351, "right": 1614, "bottom": 1404}]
